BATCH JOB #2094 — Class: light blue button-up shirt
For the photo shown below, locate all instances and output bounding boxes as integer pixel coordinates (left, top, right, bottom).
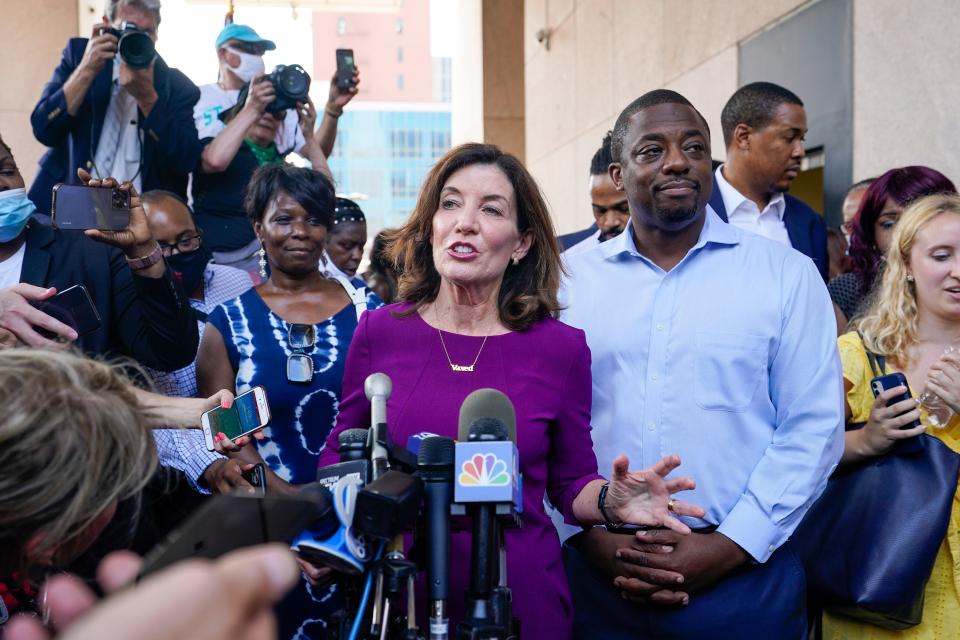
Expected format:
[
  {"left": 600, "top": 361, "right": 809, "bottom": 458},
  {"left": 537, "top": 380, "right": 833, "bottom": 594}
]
[{"left": 560, "top": 207, "right": 844, "bottom": 562}]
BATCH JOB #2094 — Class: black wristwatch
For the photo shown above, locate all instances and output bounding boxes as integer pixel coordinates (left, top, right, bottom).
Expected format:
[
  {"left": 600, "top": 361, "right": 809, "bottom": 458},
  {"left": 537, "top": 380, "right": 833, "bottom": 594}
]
[{"left": 598, "top": 482, "right": 624, "bottom": 528}]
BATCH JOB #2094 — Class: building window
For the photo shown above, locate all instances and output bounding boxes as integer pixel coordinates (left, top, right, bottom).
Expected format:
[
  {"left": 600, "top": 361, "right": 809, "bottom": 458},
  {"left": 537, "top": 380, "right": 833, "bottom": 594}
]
[
  {"left": 397, "top": 46, "right": 404, "bottom": 63},
  {"left": 390, "top": 130, "right": 421, "bottom": 159},
  {"left": 397, "top": 74, "right": 405, "bottom": 91},
  {"left": 391, "top": 171, "right": 419, "bottom": 199},
  {"left": 432, "top": 57, "right": 452, "bottom": 103},
  {"left": 430, "top": 130, "right": 451, "bottom": 157},
  {"left": 337, "top": 17, "right": 347, "bottom": 35}
]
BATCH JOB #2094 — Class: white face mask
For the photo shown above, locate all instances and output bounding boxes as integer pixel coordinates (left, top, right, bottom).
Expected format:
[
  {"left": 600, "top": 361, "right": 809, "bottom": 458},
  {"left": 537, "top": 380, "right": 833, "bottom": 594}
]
[{"left": 224, "top": 46, "right": 265, "bottom": 83}]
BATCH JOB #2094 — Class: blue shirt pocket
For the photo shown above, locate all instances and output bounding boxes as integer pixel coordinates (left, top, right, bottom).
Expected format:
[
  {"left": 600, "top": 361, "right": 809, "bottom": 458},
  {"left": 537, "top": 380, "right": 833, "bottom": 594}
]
[{"left": 694, "top": 331, "right": 768, "bottom": 412}]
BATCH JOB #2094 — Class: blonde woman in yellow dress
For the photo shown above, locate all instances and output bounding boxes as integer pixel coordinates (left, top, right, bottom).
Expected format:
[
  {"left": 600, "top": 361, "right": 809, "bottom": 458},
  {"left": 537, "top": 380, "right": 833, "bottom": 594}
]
[{"left": 828, "top": 192, "right": 960, "bottom": 639}]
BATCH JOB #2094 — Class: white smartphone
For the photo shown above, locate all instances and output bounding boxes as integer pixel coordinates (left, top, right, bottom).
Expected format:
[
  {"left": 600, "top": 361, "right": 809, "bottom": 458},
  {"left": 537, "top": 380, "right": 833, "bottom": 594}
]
[{"left": 202, "top": 386, "right": 271, "bottom": 451}]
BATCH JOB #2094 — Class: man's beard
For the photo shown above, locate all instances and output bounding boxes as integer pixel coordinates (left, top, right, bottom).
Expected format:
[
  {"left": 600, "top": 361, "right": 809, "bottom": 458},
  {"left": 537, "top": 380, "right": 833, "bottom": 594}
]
[{"left": 651, "top": 202, "right": 700, "bottom": 231}]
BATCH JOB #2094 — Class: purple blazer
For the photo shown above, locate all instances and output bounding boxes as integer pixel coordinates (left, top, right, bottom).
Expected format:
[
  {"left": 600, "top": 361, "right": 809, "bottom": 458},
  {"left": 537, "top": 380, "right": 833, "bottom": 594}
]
[{"left": 319, "top": 303, "right": 604, "bottom": 638}]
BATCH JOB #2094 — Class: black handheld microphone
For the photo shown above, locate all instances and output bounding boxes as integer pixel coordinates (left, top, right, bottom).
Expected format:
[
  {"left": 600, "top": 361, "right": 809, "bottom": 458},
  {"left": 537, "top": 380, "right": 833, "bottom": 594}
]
[
  {"left": 454, "top": 389, "right": 520, "bottom": 639},
  {"left": 418, "top": 436, "right": 456, "bottom": 640},
  {"left": 315, "top": 428, "right": 370, "bottom": 488}
]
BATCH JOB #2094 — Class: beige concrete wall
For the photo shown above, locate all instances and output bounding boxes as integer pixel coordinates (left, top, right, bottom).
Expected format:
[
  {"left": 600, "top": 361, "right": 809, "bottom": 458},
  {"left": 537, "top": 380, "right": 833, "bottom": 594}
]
[
  {"left": 0, "top": 0, "right": 79, "bottom": 186},
  {"left": 852, "top": 0, "right": 960, "bottom": 183},
  {"left": 524, "top": 0, "right": 807, "bottom": 234},
  {"left": 482, "top": 0, "right": 525, "bottom": 161}
]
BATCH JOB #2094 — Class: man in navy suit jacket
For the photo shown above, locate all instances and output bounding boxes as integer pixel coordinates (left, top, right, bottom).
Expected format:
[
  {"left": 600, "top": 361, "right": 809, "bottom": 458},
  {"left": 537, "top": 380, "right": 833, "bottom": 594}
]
[
  {"left": 29, "top": 0, "right": 200, "bottom": 216},
  {"left": 711, "top": 82, "right": 827, "bottom": 281}
]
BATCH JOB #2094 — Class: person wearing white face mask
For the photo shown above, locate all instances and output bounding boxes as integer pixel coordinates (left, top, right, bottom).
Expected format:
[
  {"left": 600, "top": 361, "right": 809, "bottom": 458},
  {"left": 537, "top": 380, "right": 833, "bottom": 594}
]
[{"left": 192, "top": 23, "right": 360, "bottom": 279}]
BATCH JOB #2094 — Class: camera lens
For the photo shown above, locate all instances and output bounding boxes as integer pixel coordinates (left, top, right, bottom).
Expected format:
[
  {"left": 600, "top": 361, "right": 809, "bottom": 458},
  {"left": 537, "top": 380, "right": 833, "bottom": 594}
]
[
  {"left": 277, "top": 65, "right": 310, "bottom": 100},
  {"left": 118, "top": 28, "right": 156, "bottom": 69}
]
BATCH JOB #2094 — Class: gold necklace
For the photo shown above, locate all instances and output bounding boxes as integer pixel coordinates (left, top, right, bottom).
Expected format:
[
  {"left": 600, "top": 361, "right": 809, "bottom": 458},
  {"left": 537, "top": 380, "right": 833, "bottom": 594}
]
[{"left": 438, "top": 330, "right": 488, "bottom": 372}]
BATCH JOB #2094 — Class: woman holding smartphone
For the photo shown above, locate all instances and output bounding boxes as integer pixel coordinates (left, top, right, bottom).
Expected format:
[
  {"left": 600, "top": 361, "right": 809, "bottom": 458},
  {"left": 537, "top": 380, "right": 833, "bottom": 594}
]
[
  {"left": 195, "top": 163, "right": 380, "bottom": 640},
  {"left": 827, "top": 193, "right": 960, "bottom": 638}
]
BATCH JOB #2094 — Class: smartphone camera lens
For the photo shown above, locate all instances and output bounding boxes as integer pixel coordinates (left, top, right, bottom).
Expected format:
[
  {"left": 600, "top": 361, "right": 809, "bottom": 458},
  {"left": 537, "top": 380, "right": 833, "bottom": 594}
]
[{"left": 112, "top": 190, "right": 129, "bottom": 209}]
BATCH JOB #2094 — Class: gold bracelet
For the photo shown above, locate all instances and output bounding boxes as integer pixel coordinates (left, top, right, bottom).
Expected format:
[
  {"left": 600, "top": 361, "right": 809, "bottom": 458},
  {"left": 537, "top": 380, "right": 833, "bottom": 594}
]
[{"left": 325, "top": 107, "right": 343, "bottom": 119}]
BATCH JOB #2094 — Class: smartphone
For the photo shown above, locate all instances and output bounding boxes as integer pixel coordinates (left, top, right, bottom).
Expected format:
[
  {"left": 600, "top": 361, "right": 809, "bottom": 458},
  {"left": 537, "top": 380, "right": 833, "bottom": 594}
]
[
  {"left": 335, "top": 48, "right": 356, "bottom": 91},
  {"left": 31, "top": 284, "right": 102, "bottom": 339},
  {"left": 51, "top": 183, "right": 130, "bottom": 231},
  {"left": 870, "top": 372, "right": 922, "bottom": 429},
  {"left": 242, "top": 463, "right": 267, "bottom": 496},
  {"left": 202, "top": 386, "right": 271, "bottom": 451}
]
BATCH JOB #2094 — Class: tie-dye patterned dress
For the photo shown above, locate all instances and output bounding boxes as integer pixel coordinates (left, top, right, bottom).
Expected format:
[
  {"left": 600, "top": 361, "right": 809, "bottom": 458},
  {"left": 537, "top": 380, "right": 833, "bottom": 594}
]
[{"left": 208, "top": 286, "right": 381, "bottom": 639}]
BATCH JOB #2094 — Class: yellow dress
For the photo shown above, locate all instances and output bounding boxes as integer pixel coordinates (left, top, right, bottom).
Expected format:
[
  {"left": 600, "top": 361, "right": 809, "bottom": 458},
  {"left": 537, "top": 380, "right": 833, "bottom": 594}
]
[{"left": 823, "top": 332, "right": 960, "bottom": 639}]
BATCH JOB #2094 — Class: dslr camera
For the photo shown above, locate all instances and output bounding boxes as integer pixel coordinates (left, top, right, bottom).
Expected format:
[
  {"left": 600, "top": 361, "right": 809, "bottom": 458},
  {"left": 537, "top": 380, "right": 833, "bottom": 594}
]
[
  {"left": 261, "top": 64, "right": 311, "bottom": 113},
  {"left": 218, "top": 64, "right": 312, "bottom": 124},
  {"left": 99, "top": 22, "right": 156, "bottom": 69}
]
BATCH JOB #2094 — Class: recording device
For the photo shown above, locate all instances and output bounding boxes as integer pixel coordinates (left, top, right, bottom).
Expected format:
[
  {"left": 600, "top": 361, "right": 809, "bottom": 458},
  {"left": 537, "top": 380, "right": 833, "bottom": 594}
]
[
  {"left": 242, "top": 463, "right": 267, "bottom": 496},
  {"left": 454, "top": 389, "right": 521, "bottom": 640},
  {"left": 223, "top": 64, "right": 312, "bottom": 121},
  {"left": 98, "top": 21, "right": 156, "bottom": 69},
  {"left": 30, "top": 284, "right": 101, "bottom": 339},
  {"left": 51, "top": 183, "right": 130, "bottom": 231},
  {"left": 365, "top": 372, "right": 393, "bottom": 479},
  {"left": 316, "top": 428, "right": 371, "bottom": 489},
  {"left": 418, "top": 436, "right": 455, "bottom": 640},
  {"left": 139, "top": 491, "right": 337, "bottom": 578},
  {"left": 871, "top": 372, "right": 923, "bottom": 430},
  {"left": 201, "top": 386, "right": 271, "bottom": 451},
  {"left": 335, "top": 48, "right": 356, "bottom": 91}
]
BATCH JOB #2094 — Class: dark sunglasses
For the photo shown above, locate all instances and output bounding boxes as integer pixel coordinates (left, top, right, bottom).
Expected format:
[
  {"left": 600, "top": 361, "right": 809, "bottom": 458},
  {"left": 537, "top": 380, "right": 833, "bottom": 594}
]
[{"left": 286, "top": 323, "right": 316, "bottom": 383}]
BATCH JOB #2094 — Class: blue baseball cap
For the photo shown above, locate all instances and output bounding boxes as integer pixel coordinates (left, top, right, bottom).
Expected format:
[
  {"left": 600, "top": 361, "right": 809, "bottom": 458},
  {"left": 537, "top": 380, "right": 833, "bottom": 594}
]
[{"left": 215, "top": 24, "right": 276, "bottom": 51}]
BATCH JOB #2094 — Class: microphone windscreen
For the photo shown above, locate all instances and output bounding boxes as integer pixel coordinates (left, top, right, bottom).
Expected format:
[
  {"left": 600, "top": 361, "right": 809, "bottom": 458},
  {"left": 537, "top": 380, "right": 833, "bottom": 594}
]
[
  {"left": 339, "top": 428, "right": 369, "bottom": 446},
  {"left": 364, "top": 372, "right": 392, "bottom": 401},
  {"left": 466, "top": 416, "right": 510, "bottom": 441},
  {"left": 457, "top": 388, "right": 516, "bottom": 442},
  {"left": 417, "top": 436, "right": 455, "bottom": 466}
]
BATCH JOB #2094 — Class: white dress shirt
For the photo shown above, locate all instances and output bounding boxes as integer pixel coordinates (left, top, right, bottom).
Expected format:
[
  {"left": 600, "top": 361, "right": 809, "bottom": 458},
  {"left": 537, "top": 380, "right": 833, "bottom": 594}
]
[
  {"left": 715, "top": 165, "right": 790, "bottom": 246},
  {"left": 0, "top": 242, "right": 26, "bottom": 288},
  {"left": 92, "top": 59, "right": 143, "bottom": 191}
]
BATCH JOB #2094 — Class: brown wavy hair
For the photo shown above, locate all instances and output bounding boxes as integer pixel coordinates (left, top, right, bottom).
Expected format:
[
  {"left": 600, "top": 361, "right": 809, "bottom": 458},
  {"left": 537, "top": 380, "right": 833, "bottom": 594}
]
[{"left": 386, "top": 143, "right": 563, "bottom": 331}]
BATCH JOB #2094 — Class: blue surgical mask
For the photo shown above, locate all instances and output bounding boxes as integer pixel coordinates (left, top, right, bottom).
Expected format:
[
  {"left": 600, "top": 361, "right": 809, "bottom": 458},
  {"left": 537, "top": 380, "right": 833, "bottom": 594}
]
[{"left": 0, "top": 188, "right": 35, "bottom": 243}]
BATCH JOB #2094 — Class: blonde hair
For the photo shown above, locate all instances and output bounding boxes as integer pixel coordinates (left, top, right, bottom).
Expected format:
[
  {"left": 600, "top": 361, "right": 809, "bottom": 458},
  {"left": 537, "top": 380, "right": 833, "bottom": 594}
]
[
  {"left": 0, "top": 349, "right": 157, "bottom": 578},
  {"left": 852, "top": 193, "right": 960, "bottom": 364}
]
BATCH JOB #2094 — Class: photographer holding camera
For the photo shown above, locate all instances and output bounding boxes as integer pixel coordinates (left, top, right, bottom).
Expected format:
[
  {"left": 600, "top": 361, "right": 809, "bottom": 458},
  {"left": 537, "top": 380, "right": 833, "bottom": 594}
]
[
  {"left": 29, "top": 0, "right": 201, "bottom": 216},
  {"left": 192, "top": 24, "right": 359, "bottom": 275}
]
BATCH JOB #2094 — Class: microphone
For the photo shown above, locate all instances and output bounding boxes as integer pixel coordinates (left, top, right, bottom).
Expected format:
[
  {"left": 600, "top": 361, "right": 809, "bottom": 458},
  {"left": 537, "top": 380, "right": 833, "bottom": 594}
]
[
  {"left": 316, "top": 428, "right": 370, "bottom": 489},
  {"left": 418, "top": 436, "right": 455, "bottom": 640},
  {"left": 365, "top": 373, "right": 392, "bottom": 479},
  {"left": 454, "top": 389, "right": 521, "bottom": 638}
]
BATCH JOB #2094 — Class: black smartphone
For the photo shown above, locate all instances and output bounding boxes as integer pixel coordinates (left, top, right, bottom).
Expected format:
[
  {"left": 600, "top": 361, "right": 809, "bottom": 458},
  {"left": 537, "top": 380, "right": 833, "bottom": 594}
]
[
  {"left": 242, "top": 463, "right": 267, "bottom": 496},
  {"left": 870, "top": 372, "right": 922, "bottom": 429},
  {"left": 335, "top": 48, "right": 356, "bottom": 91},
  {"left": 138, "top": 493, "right": 334, "bottom": 578},
  {"left": 31, "top": 284, "right": 102, "bottom": 339},
  {"left": 51, "top": 183, "right": 130, "bottom": 231}
]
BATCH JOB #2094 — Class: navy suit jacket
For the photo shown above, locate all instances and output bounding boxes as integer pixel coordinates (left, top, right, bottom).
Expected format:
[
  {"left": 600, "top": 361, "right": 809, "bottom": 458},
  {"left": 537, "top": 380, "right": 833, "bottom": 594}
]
[
  {"left": 709, "top": 176, "right": 828, "bottom": 281},
  {"left": 20, "top": 221, "right": 199, "bottom": 370},
  {"left": 30, "top": 38, "right": 201, "bottom": 214},
  {"left": 559, "top": 224, "right": 598, "bottom": 251}
]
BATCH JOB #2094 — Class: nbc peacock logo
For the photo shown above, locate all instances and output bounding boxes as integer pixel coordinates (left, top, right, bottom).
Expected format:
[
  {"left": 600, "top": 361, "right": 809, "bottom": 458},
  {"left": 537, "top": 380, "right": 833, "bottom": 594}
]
[{"left": 459, "top": 453, "right": 510, "bottom": 486}]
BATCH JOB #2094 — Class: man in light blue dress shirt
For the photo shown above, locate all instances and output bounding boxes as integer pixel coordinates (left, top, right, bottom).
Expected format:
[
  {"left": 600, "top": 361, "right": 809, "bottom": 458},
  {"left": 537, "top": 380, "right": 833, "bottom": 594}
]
[{"left": 559, "top": 90, "right": 843, "bottom": 638}]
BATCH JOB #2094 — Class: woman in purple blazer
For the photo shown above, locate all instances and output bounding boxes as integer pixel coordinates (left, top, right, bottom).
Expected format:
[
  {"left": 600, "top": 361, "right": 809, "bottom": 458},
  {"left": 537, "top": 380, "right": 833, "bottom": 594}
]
[{"left": 317, "top": 144, "right": 703, "bottom": 638}]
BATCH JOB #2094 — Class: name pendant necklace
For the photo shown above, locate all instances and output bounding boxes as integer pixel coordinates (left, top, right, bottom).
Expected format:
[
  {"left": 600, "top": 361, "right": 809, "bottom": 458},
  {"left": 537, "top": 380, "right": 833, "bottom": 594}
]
[{"left": 438, "top": 330, "right": 488, "bottom": 373}]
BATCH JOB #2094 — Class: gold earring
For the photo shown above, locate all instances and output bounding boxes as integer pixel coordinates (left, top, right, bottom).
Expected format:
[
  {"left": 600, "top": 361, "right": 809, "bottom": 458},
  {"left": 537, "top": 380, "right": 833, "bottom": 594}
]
[
  {"left": 258, "top": 243, "right": 267, "bottom": 279},
  {"left": 512, "top": 257, "right": 519, "bottom": 266}
]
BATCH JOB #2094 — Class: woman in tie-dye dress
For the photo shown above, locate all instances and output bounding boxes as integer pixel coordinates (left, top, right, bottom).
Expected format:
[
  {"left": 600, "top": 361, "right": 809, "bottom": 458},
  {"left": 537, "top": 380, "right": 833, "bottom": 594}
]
[{"left": 197, "top": 164, "right": 379, "bottom": 640}]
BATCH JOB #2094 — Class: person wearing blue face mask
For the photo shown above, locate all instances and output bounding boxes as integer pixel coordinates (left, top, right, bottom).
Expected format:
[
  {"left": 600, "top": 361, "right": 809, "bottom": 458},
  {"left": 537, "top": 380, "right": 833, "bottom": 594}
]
[{"left": 0, "top": 132, "right": 197, "bottom": 370}]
